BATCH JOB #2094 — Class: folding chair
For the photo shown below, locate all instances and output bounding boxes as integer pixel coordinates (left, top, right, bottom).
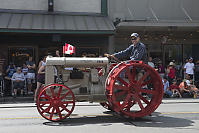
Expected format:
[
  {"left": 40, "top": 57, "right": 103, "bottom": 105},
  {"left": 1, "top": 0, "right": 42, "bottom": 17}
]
[{"left": 11, "top": 79, "right": 27, "bottom": 96}]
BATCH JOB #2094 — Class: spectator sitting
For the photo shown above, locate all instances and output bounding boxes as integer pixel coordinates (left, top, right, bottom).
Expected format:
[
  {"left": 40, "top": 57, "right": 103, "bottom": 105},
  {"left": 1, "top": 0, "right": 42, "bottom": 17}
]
[
  {"left": 162, "top": 76, "right": 172, "bottom": 98},
  {"left": 22, "top": 63, "right": 28, "bottom": 79},
  {"left": 189, "top": 80, "right": 199, "bottom": 98},
  {"left": 4, "top": 62, "right": 16, "bottom": 96},
  {"left": 179, "top": 80, "right": 192, "bottom": 97},
  {"left": 11, "top": 67, "right": 25, "bottom": 97},
  {"left": 170, "top": 80, "right": 182, "bottom": 98},
  {"left": 184, "top": 74, "right": 191, "bottom": 87},
  {"left": 5, "top": 62, "right": 16, "bottom": 80}
]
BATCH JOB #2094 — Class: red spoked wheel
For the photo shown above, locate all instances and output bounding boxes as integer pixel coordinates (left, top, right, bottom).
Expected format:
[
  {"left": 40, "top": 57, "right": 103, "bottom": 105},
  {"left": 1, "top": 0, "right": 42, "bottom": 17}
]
[
  {"left": 37, "top": 84, "right": 75, "bottom": 121},
  {"left": 106, "top": 61, "right": 163, "bottom": 118}
]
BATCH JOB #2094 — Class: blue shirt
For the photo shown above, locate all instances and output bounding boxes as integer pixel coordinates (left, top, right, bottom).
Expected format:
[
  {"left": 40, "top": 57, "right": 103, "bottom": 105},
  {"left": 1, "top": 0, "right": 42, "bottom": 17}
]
[
  {"left": 162, "top": 79, "right": 169, "bottom": 92},
  {"left": 114, "top": 42, "right": 147, "bottom": 62},
  {"left": 7, "top": 67, "right": 16, "bottom": 78},
  {"left": 26, "top": 61, "right": 35, "bottom": 73}
]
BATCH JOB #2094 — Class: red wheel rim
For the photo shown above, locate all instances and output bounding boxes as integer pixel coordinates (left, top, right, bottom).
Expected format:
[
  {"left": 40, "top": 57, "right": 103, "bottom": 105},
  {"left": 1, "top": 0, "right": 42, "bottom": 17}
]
[
  {"left": 106, "top": 61, "right": 163, "bottom": 118},
  {"left": 37, "top": 84, "right": 75, "bottom": 121}
]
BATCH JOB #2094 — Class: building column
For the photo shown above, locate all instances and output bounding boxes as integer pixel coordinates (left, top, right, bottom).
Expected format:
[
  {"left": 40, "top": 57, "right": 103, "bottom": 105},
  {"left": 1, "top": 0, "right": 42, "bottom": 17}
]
[{"left": 108, "top": 35, "right": 115, "bottom": 54}]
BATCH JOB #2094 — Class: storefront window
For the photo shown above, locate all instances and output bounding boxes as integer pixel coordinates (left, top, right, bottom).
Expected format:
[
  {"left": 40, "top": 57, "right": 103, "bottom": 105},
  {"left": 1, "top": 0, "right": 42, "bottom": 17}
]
[
  {"left": 148, "top": 44, "right": 163, "bottom": 64},
  {"left": 8, "top": 47, "right": 35, "bottom": 67},
  {"left": 164, "top": 44, "right": 182, "bottom": 65},
  {"left": 183, "top": 45, "right": 192, "bottom": 60}
]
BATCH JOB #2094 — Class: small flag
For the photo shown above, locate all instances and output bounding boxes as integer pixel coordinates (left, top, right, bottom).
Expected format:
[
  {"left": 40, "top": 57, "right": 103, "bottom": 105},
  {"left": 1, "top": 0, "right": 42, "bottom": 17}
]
[{"left": 63, "top": 43, "right": 75, "bottom": 55}]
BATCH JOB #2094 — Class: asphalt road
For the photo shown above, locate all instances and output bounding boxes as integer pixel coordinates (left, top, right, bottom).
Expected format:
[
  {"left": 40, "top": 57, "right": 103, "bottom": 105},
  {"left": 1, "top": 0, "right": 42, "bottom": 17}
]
[{"left": 0, "top": 99, "right": 199, "bottom": 133}]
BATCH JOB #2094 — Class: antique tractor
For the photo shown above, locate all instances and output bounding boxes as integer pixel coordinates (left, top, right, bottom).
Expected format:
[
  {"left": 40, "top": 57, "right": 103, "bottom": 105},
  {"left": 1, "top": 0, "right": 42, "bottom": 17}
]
[{"left": 36, "top": 56, "right": 163, "bottom": 121}]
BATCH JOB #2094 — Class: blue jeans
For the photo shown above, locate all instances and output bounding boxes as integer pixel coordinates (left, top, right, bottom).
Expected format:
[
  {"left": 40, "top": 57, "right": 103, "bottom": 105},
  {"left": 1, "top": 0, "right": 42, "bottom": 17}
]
[{"left": 164, "top": 90, "right": 173, "bottom": 97}]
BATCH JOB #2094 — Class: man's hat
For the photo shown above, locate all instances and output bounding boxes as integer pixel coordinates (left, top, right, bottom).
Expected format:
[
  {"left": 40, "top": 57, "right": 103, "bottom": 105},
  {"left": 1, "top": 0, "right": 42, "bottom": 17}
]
[{"left": 130, "top": 33, "right": 139, "bottom": 38}]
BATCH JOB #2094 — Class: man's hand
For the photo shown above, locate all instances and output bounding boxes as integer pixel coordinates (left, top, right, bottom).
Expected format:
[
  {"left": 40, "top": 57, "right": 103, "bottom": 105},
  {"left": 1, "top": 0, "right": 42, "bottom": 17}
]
[
  {"left": 104, "top": 53, "right": 110, "bottom": 57},
  {"left": 104, "top": 54, "right": 114, "bottom": 58},
  {"left": 104, "top": 53, "right": 120, "bottom": 63}
]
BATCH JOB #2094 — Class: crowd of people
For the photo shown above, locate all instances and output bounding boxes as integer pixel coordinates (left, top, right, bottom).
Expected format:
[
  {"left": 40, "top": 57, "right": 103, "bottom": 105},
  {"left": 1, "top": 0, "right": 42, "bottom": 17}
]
[
  {"left": 3, "top": 56, "right": 37, "bottom": 97},
  {"left": 148, "top": 57, "right": 199, "bottom": 98},
  {"left": 0, "top": 50, "right": 62, "bottom": 99}
]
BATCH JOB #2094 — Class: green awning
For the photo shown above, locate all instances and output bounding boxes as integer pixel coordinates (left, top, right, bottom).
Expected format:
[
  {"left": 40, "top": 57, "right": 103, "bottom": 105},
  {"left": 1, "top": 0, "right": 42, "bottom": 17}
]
[{"left": 0, "top": 12, "right": 115, "bottom": 34}]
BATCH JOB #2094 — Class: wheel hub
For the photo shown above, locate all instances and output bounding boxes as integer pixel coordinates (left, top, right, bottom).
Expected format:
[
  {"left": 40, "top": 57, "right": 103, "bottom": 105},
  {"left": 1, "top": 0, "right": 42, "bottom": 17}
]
[
  {"left": 130, "top": 83, "right": 140, "bottom": 93},
  {"left": 52, "top": 98, "right": 61, "bottom": 106}
]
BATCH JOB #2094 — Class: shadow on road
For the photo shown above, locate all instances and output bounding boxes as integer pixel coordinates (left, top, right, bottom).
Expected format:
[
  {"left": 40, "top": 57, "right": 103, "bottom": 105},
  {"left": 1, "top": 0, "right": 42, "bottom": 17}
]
[
  {"left": 43, "top": 111, "right": 194, "bottom": 128},
  {"left": 125, "top": 113, "right": 194, "bottom": 128}
]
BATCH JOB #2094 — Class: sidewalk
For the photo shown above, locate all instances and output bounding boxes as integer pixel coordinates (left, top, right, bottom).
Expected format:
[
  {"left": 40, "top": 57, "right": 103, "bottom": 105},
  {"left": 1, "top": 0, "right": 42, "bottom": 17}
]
[{"left": 162, "top": 98, "right": 199, "bottom": 104}]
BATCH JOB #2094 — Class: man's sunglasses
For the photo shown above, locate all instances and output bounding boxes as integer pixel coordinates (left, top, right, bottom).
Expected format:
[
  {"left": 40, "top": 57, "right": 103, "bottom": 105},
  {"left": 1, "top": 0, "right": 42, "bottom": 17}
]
[{"left": 131, "top": 37, "right": 137, "bottom": 40}]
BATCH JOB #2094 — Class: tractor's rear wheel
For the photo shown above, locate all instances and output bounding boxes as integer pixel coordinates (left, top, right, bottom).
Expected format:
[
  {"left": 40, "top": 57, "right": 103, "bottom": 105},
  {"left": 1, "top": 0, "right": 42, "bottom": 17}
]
[{"left": 106, "top": 61, "right": 163, "bottom": 118}]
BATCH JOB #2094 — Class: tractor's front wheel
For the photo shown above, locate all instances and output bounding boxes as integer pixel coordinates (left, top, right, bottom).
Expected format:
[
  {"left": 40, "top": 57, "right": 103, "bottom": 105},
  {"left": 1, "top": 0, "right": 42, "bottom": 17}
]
[{"left": 37, "top": 84, "right": 75, "bottom": 121}]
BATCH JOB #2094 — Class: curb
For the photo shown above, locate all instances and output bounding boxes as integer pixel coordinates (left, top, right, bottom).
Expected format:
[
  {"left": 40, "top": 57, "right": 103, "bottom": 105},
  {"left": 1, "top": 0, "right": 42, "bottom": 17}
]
[
  {"left": 162, "top": 98, "right": 199, "bottom": 104},
  {"left": 0, "top": 96, "right": 33, "bottom": 104}
]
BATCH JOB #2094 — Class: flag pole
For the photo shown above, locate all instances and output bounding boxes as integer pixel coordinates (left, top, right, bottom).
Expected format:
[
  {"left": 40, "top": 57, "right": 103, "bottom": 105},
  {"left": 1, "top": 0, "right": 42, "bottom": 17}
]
[{"left": 63, "top": 45, "right": 65, "bottom": 57}]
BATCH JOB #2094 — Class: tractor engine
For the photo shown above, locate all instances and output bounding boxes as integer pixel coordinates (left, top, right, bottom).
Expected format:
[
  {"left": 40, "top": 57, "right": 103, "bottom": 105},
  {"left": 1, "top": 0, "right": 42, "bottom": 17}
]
[{"left": 45, "top": 56, "right": 109, "bottom": 102}]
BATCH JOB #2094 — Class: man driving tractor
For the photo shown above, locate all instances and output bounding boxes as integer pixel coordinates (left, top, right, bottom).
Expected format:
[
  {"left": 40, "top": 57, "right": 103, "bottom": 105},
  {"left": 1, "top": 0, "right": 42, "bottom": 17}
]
[{"left": 105, "top": 33, "right": 147, "bottom": 62}]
